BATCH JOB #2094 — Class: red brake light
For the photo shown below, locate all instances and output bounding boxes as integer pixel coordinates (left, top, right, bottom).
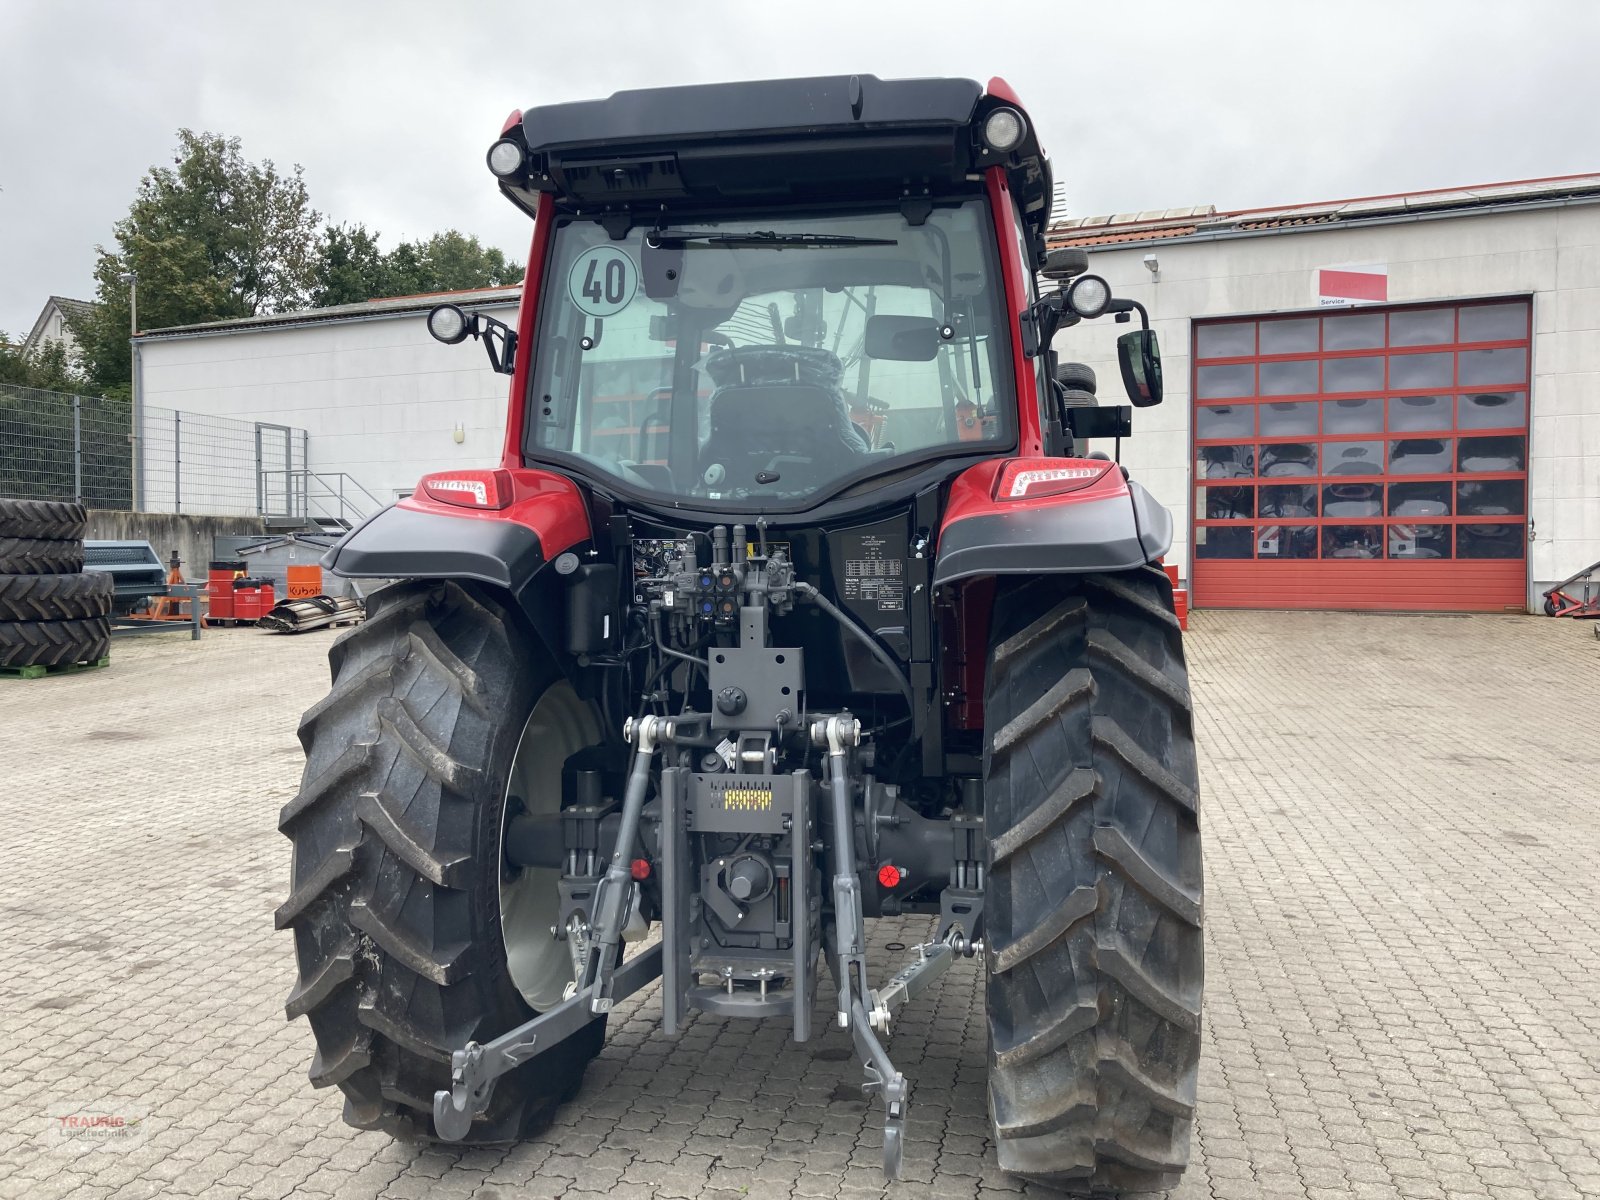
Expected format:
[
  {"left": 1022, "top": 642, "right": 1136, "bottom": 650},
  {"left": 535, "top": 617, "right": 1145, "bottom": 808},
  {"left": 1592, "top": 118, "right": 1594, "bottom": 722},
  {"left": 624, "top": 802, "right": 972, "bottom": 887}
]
[
  {"left": 993, "top": 459, "right": 1113, "bottom": 501},
  {"left": 420, "top": 469, "right": 513, "bottom": 510}
]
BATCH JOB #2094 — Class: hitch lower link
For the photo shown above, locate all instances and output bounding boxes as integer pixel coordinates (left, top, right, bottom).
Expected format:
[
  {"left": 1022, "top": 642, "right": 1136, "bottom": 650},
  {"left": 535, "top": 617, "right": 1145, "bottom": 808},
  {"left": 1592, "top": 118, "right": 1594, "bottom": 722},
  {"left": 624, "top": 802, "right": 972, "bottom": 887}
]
[
  {"left": 432, "top": 715, "right": 675, "bottom": 1141},
  {"left": 813, "top": 714, "right": 969, "bottom": 1181}
]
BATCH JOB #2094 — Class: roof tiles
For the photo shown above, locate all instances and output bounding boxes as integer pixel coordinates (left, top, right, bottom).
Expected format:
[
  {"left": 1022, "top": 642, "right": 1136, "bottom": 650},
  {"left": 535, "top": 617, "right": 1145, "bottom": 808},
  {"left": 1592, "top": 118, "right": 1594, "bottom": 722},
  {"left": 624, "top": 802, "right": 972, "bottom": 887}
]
[{"left": 1049, "top": 171, "right": 1600, "bottom": 248}]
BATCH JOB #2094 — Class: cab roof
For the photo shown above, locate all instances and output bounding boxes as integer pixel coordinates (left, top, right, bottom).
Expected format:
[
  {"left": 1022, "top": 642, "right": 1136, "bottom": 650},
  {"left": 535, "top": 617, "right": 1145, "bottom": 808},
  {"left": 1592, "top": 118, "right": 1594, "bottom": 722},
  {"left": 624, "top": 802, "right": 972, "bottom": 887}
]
[{"left": 494, "top": 74, "right": 1053, "bottom": 263}]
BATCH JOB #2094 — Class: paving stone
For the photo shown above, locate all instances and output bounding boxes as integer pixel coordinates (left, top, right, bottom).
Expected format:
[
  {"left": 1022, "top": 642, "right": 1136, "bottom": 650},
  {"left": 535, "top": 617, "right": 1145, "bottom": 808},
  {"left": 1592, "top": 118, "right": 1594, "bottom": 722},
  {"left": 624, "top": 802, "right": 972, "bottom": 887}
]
[{"left": 2, "top": 612, "right": 1596, "bottom": 1199}]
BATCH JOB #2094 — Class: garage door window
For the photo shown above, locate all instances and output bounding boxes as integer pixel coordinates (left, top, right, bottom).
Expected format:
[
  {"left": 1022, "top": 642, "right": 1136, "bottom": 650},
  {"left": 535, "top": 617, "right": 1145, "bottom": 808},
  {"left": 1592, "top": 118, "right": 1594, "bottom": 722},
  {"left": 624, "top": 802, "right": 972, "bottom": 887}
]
[{"left": 1193, "top": 299, "right": 1530, "bottom": 563}]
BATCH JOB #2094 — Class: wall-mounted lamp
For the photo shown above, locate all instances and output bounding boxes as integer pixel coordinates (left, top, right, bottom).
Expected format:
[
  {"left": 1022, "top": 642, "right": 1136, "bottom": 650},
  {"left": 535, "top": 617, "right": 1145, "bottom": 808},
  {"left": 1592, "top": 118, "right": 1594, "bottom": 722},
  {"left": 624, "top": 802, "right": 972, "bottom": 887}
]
[
  {"left": 1143, "top": 254, "right": 1161, "bottom": 283},
  {"left": 452, "top": 424, "right": 465, "bottom": 445}
]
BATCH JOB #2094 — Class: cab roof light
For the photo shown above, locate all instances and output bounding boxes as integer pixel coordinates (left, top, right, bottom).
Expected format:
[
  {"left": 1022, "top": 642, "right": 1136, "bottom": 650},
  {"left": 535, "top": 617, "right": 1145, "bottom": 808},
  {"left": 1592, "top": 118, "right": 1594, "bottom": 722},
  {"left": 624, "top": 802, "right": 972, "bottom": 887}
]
[
  {"left": 487, "top": 138, "right": 525, "bottom": 178},
  {"left": 981, "top": 107, "right": 1026, "bottom": 153}
]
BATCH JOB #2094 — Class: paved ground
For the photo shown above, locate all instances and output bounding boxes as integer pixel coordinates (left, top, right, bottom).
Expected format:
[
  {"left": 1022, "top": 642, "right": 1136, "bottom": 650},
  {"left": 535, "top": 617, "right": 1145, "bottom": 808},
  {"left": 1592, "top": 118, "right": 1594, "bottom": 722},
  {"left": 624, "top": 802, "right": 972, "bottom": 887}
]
[{"left": 2, "top": 608, "right": 1598, "bottom": 1200}]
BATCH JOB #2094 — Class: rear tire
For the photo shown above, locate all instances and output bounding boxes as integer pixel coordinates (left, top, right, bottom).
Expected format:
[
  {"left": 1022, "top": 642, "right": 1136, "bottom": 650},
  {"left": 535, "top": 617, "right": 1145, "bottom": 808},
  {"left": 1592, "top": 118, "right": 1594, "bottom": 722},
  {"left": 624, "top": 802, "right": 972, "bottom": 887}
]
[
  {"left": 0, "top": 537, "right": 83, "bottom": 575},
  {"left": 0, "top": 498, "right": 87, "bottom": 541},
  {"left": 0, "top": 616, "right": 110, "bottom": 668},
  {"left": 1056, "top": 362, "right": 1097, "bottom": 394},
  {"left": 983, "top": 566, "right": 1203, "bottom": 1194},
  {"left": 0, "top": 571, "right": 112, "bottom": 622},
  {"left": 278, "top": 580, "right": 608, "bottom": 1142}
]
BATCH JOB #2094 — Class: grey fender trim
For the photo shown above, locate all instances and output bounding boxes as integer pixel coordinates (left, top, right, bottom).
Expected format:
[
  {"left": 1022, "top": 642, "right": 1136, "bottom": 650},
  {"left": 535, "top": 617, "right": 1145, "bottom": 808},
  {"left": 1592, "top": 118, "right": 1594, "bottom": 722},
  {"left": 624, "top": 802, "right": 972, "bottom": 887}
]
[
  {"left": 932, "top": 478, "right": 1173, "bottom": 587},
  {"left": 1128, "top": 478, "right": 1174, "bottom": 564},
  {"left": 322, "top": 504, "right": 546, "bottom": 591}
]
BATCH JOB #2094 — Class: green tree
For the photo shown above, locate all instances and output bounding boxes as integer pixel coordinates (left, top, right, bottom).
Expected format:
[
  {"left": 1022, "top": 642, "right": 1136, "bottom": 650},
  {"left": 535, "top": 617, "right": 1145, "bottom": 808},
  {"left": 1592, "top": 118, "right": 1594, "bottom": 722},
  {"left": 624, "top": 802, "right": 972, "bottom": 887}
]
[
  {"left": 71, "top": 130, "right": 320, "bottom": 392},
  {"left": 309, "top": 226, "right": 523, "bottom": 306},
  {"left": 309, "top": 222, "right": 393, "bottom": 307},
  {"left": 0, "top": 333, "right": 82, "bottom": 392},
  {"left": 407, "top": 230, "right": 524, "bottom": 293}
]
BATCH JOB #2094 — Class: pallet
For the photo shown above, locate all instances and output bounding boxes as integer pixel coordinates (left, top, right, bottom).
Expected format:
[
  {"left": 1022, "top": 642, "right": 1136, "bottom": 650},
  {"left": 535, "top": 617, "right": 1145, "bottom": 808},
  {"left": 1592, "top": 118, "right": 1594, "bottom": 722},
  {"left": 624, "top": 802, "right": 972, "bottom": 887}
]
[{"left": 0, "top": 655, "right": 111, "bottom": 681}]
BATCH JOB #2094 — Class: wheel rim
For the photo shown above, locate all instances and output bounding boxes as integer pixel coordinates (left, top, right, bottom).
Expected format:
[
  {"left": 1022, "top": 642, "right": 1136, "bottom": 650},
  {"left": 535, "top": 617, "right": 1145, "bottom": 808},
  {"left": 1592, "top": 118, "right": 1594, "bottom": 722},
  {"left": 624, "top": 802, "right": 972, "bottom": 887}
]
[{"left": 499, "top": 680, "right": 601, "bottom": 1012}]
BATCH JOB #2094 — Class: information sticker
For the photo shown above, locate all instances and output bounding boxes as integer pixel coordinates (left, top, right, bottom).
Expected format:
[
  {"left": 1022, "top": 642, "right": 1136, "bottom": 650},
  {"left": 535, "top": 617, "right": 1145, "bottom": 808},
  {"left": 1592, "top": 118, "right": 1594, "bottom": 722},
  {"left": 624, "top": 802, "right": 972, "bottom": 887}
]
[{"left": 567, "top": 246, "right": 638, "bottom": 318}]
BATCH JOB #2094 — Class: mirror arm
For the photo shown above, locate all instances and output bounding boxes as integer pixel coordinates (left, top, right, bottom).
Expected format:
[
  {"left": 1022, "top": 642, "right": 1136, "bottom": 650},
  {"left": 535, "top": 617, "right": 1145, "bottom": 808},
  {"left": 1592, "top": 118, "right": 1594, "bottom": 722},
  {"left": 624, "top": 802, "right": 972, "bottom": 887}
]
[
  {"left": 1105, "top": 298, "right": 1151, "bottom": 330},
  {"left": 469, "top": 313, "right": 518, "bottom": 376},
  {"left": 1021, "top": 294, "right": 1066, "bottom": 357}
]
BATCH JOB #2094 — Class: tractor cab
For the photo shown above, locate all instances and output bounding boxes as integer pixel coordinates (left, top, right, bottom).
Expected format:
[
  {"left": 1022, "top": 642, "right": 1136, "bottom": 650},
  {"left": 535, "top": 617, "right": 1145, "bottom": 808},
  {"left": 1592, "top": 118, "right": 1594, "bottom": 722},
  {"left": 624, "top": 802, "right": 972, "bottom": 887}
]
[{"left": 425, "top": 74, "right": 1161, "bottom": 518}]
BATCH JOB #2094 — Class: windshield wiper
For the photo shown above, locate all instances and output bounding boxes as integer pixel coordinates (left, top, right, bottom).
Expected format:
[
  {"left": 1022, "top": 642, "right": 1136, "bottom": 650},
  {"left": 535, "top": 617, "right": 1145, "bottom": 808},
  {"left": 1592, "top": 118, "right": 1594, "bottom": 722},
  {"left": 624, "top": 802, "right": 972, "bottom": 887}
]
[{"left": 646, "top": 230, "right": 898, "bottom": 250}]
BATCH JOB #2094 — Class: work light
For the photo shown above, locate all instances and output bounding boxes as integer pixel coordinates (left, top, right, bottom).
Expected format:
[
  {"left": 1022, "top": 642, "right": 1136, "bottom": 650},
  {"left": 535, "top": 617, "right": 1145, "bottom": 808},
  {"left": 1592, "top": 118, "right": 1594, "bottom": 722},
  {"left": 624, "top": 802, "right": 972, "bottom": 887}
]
[
  {"left": 1066, "top": 274, "right": 1112, "bottom": 320},
  {"left": 487, "top": 138, "right": 524, "bottom": 178},
  {"left": 427, "top": 304, "right": 471, "bottom": 345},
  {"left": 982, "top": 108, "right": 1026, "bottom": 153}
]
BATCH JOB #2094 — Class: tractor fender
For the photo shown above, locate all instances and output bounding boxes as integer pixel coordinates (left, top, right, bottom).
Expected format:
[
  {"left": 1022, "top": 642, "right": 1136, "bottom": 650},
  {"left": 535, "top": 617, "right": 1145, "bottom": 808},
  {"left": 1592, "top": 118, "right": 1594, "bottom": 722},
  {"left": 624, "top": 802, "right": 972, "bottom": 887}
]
[
  {"left": 323, "top": 468, "right": 591, "bottom": 616},
  {"left": 932, "top": 458, "right": 1171, "bottom": 587}
]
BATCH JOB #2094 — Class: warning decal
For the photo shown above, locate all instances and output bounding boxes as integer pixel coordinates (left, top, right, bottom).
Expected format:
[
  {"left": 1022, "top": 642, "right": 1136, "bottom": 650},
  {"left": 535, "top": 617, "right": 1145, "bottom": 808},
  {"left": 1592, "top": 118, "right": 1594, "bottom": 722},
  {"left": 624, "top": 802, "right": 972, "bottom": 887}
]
[{"left": 841, "top": 533, "right": 905, "bottom": 614}]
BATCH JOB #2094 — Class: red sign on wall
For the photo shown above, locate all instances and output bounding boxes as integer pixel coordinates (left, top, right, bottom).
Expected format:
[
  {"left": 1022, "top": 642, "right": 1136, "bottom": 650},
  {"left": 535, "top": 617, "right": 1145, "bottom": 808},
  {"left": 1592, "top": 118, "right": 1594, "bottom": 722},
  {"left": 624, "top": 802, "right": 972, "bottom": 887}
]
[{"left": 1317, "top": 264, "right": 1389, "bottom": 307}]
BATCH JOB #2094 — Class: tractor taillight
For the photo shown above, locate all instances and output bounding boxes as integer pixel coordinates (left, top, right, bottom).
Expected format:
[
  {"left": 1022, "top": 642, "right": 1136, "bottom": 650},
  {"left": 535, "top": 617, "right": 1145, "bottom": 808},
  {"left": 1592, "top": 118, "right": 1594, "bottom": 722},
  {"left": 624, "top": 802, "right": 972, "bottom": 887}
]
[
  {"left": 993, "top": 459, "right": 1113, "bottom": 501},
  {"left": 420, "top": 469, "right": 513, "bottom": 510}
]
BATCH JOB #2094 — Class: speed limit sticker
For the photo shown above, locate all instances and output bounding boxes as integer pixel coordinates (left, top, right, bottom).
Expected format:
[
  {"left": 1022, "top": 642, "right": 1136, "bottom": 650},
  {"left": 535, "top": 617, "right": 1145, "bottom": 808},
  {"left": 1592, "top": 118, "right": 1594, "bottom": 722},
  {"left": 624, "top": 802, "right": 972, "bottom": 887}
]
[{"left": 567, "top": 246, "right": 638, "bottom": 318}]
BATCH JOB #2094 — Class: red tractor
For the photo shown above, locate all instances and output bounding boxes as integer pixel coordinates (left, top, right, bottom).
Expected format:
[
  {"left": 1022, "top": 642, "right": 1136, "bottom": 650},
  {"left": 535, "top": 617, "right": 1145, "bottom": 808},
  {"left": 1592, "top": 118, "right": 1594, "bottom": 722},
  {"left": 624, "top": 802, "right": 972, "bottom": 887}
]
[{"left": 280, "top": 74, "right": 1202, "bottom": 1194}]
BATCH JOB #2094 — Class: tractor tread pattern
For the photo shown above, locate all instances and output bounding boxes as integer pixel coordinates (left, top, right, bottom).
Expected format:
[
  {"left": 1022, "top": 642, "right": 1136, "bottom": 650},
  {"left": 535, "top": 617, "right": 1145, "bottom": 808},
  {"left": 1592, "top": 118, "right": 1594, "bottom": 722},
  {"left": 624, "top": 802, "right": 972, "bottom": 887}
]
[
  {"left": 274, "top": 844, "right": 356, "bottom": 929},
  {"left": 283, "top": 947, "right": 356, "bottom": 1020},
  {"left": 984, "top": 565, "right": 1202, "bottom": 1194},
  {"left": 0, "top": 616, "right": 110, "bottom": 668},
  {"left": 0, "top": 498, "right": 87, "bottom": 541},
  {"left": 309, "top": 1027, "right": 372, "bottom": 1089},
  {"left": 279, "top": 580, "right": 605, "bottom": 1144},
  {"left": 992, "top": 884, "right": 1097, "bottom": 974},
  {"left": 1092, "top": 825, "right": 1203, "bottom": 927},
  {"left": 355, "top": 790, "right": 471, "bottom": 888},
  {"left": 988, "top": 767, "right": 1096, "bottom": 867},
  {"left": 0, "top": 537, "right": 84, "bottom": 575},
  {"left": 992, "top": 1001, "right": 1099, "bottom": 1070},
  {"left": 990, "top": 668, "right": 1092, "bottom": 757},
  {"left": 348, "top": 897, "right": 470, "bottom": 986},
  {"left": 0, "top": 571, "right": 112, "bottom": 621}
]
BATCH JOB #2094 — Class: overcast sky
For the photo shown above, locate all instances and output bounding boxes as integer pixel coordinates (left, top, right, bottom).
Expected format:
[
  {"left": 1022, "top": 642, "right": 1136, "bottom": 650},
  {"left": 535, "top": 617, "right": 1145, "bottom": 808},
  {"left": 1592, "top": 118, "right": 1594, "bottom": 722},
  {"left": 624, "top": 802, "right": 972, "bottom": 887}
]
[{"left": 4, "top": 0, "right": 1597, "bottom": 337}]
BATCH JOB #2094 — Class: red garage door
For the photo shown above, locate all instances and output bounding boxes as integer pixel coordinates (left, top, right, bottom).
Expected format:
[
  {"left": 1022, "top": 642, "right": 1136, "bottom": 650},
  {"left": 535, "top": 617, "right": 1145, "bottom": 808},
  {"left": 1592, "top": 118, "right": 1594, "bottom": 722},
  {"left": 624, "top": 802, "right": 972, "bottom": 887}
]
[{"left": 1192, "top": 299, "right": 1530, "bottom": 611}]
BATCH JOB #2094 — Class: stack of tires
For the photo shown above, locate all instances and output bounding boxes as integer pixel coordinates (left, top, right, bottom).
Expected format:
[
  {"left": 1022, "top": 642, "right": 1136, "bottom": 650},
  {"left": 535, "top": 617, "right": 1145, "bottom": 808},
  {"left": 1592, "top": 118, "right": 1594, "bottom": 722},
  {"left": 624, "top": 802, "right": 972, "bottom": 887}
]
[
  {"left": 1056, "top": 361, "right": 1099, "bottom": 409},
  {"left": 0, "top": 499, "right": 112, "bottom": 672}
]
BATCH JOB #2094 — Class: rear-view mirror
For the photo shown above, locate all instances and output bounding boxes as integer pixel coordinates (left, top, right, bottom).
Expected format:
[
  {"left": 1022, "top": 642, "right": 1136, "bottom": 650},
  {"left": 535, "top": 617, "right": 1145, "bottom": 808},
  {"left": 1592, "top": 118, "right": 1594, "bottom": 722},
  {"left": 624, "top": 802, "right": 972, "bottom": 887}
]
[
  {"left": 1041, "top": 247, "right": 1089, "bottom": 280},
  {"left": 864, "top": 315, "right": 939, "bottom": 361},
  {"left": 1118, "top": 329, "right": 1164, "bottom": 407}
]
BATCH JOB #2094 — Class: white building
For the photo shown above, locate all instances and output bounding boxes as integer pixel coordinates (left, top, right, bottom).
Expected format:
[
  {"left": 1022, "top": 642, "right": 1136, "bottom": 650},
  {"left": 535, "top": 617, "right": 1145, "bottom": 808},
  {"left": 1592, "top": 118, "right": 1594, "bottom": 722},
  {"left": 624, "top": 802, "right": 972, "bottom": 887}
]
[
  {"left": 136, "top": 289, "right": 520, "bottom": 515},
  {"left": 1051, "top": 173, "right": 1600, "bottom": 612},
  {"left": 22, "top": 295, "right": 93, "bottom": 359}
]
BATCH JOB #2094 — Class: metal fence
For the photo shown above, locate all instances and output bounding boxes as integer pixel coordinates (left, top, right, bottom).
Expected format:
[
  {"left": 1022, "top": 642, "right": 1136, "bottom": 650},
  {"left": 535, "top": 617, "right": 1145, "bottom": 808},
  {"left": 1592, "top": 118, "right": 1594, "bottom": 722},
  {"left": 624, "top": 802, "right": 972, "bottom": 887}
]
[{"left": 0, "top": 383, "right": 310, "bottom": 517}]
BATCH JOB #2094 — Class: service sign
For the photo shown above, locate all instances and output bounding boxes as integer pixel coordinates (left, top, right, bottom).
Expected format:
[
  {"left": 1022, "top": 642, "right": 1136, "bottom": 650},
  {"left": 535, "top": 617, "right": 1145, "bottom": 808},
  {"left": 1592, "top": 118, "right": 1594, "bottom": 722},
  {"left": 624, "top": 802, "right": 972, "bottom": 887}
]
[{"left": 1316, "top": 263, "right": 1389, "bottom": 307}]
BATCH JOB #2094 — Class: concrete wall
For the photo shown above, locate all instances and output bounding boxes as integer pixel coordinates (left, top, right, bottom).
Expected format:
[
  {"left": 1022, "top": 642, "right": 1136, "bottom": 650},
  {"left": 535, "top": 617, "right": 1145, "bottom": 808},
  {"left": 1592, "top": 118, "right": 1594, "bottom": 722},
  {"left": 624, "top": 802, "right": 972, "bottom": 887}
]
[
  {"left": 137, "top": 302, "right": 520, "bottom": 506},
  {"left": 1053, "top": 202, "right": 1600, "bottom": 604},
  {"left": 86, "top": 510, "right": 274, "bottom": 583}
]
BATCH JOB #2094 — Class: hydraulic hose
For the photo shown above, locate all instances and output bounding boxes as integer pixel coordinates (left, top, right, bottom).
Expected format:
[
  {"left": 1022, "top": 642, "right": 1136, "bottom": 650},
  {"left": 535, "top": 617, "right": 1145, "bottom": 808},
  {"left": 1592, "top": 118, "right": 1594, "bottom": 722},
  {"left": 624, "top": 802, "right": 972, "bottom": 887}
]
[{"left": 794, "top": 581, "right": 915, "bottom": 711}]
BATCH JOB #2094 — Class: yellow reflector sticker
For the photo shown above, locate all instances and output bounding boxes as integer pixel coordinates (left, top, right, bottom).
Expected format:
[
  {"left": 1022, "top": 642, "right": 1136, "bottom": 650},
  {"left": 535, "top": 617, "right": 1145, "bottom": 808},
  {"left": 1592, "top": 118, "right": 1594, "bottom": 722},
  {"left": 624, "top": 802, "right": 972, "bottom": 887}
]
[{"left": 720, "top": 786, "right": 773, "bottom": 812}]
